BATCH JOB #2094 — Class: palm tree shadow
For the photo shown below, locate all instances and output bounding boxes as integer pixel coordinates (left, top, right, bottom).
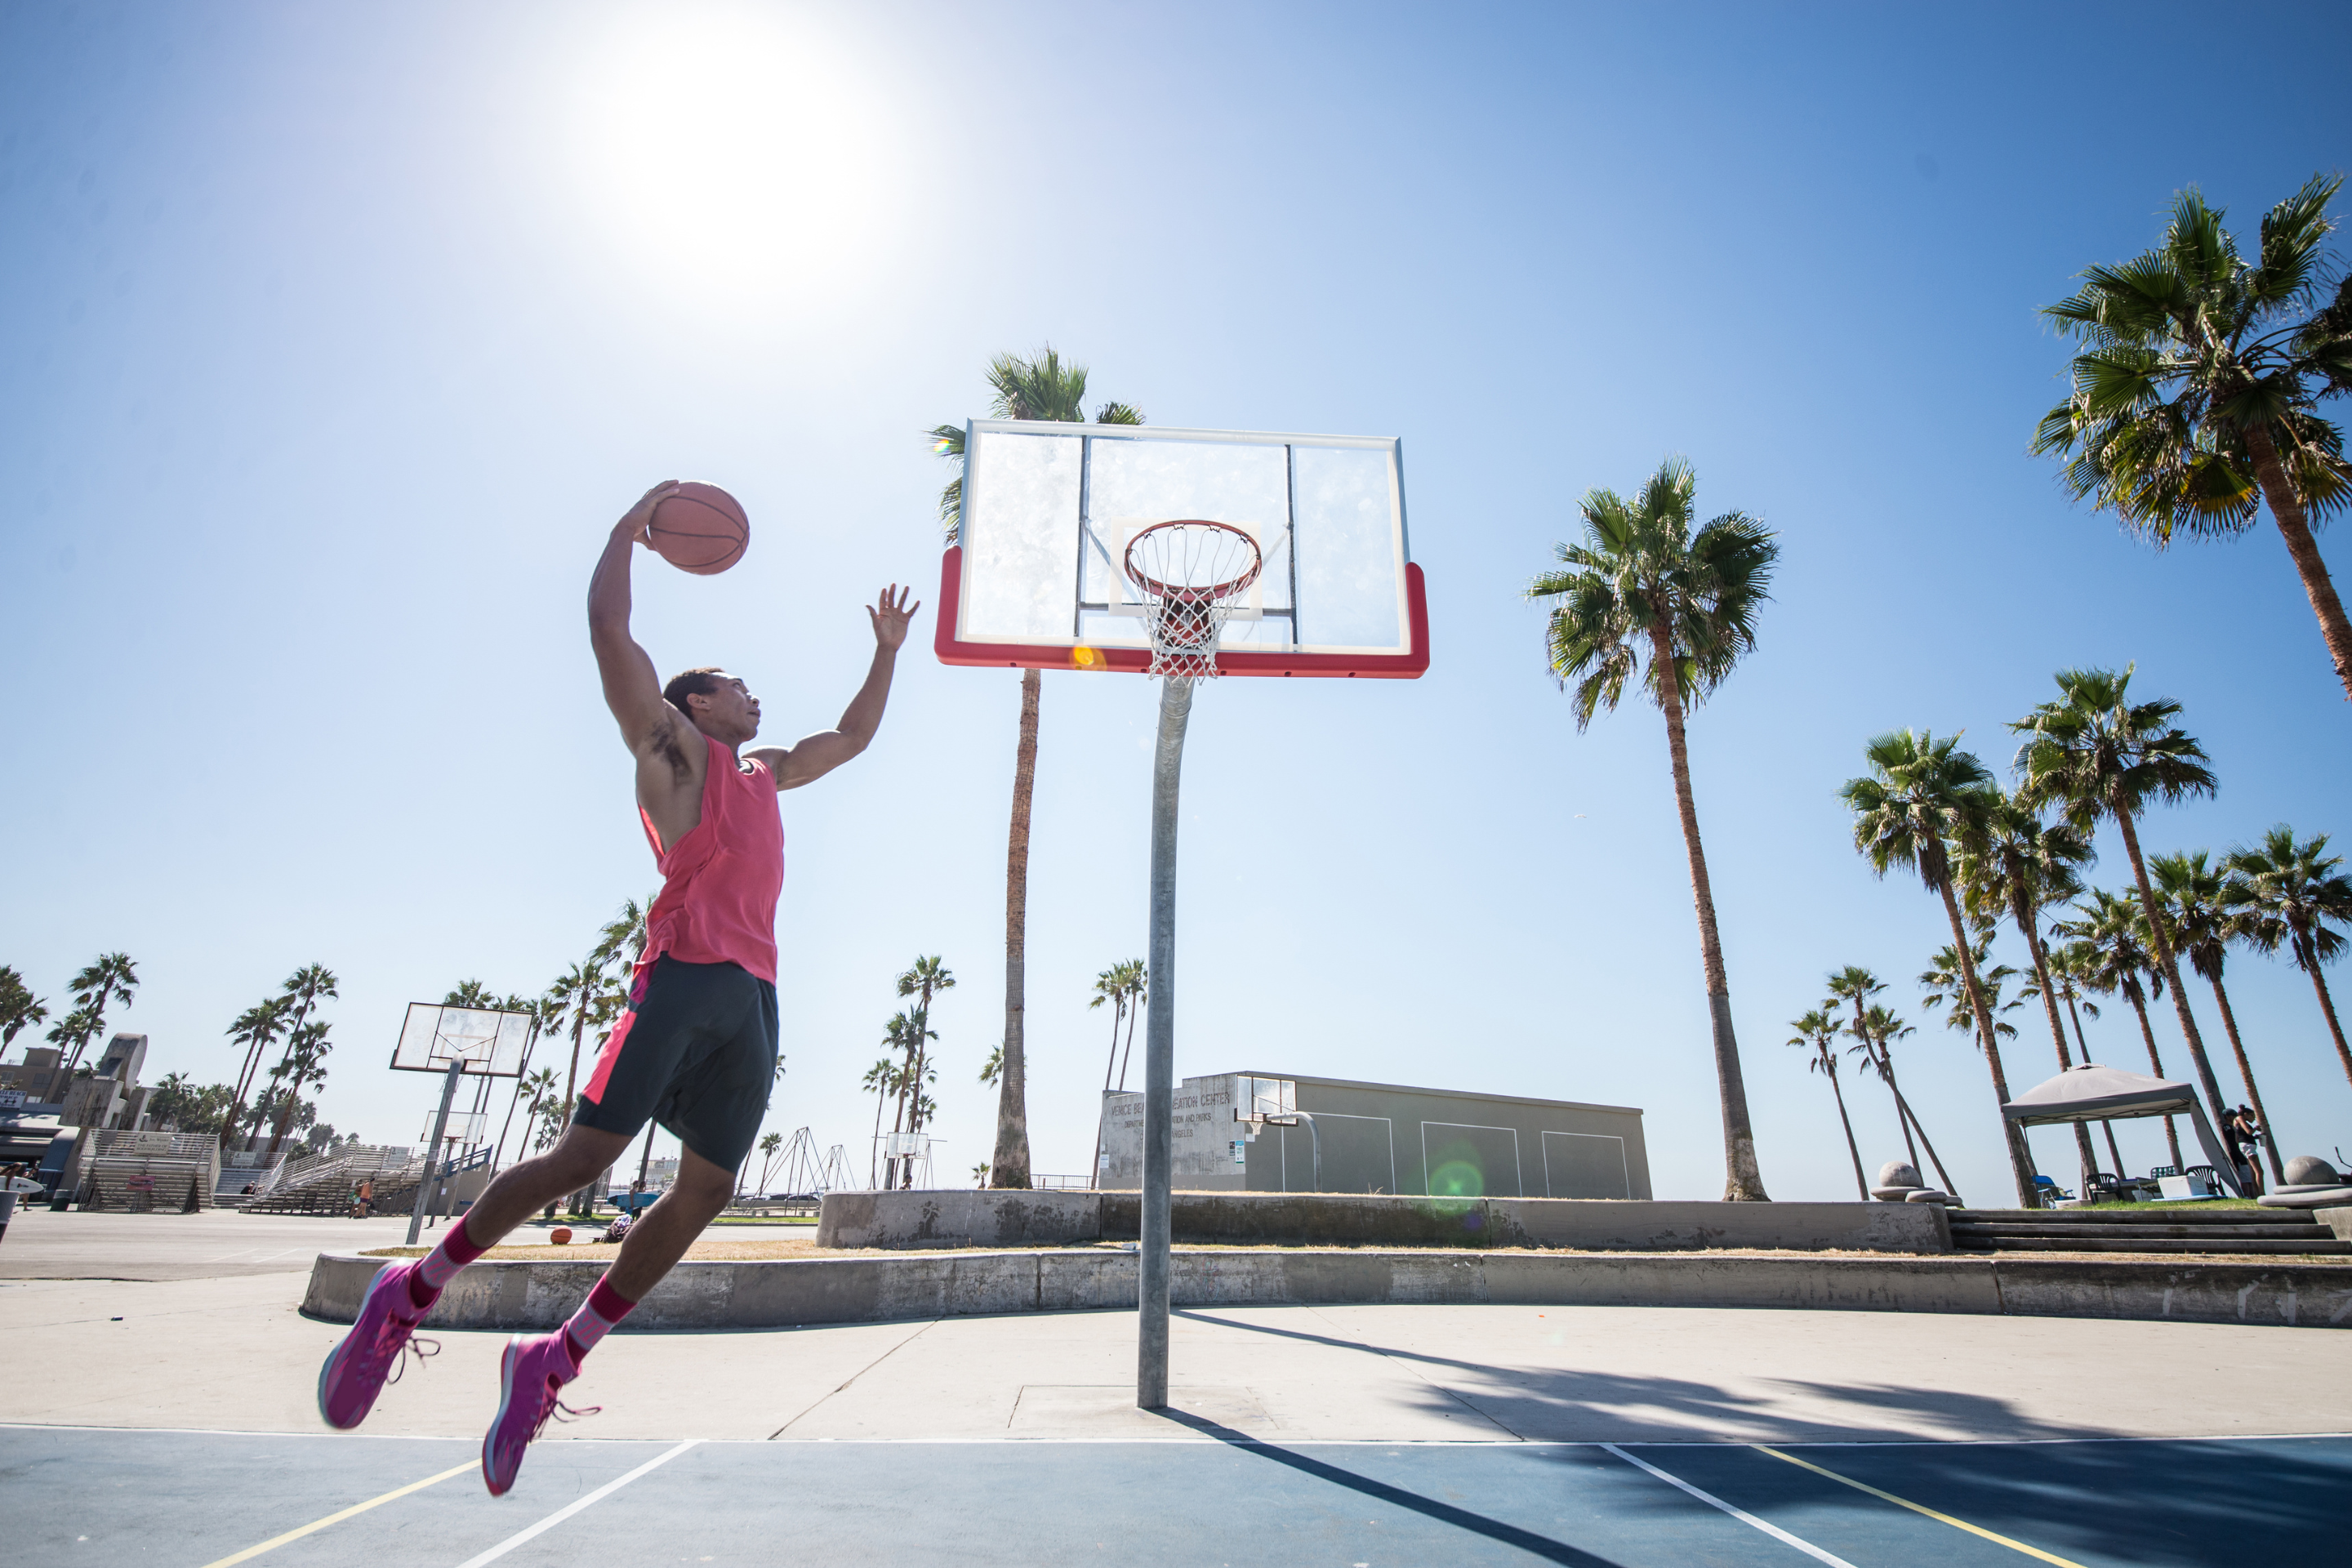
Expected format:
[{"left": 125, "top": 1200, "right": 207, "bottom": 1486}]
[{"left": 1151, "top": 1407, "right": 1627, "bottom": 1567}]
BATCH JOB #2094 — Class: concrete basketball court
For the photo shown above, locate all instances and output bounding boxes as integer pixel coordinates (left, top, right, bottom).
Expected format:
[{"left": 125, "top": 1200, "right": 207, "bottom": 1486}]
[{"left": 2, "top": 1211, "right": 2345, "bottom": 1564}]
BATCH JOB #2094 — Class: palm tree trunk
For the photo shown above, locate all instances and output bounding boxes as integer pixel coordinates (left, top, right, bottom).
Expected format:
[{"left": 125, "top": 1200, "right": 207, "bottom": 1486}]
[
  {"left": 1823, "top": 1054, "right": 1867, "bottom": 1200},
  {"left": 2298, "top": 933, "right": 2352, "bottom": 1089},
  {"left": 2205, "top": 973, "right": 2285, "bottom": 1187},
  {"left": 1936, "top": 879, "right": 2039, "bottom": 1206},
  {"left": 1889, "top": 1085, "right": 1962, "bottom": 1203},
  {"left": 991, "top": 666, "right": 1042, "bottom": 1189},
  {"left": 1086, "top": 1000, "right": 1124, "bottom": 1191},
  {"left": 1646, "top": 624, "right": 1765, "bottom": 1200},
  {"left": 2114, "top": 802, "right": 2233, "bottom": 1134},
  {"left": 870, "top": 1078, "right": 889, "bottom": 1187},
  {"left": 2101, "top": 1120, "right": 2126, "bottom": 1178},
  {"left": 2123, "top": 987, "right": 2185, "bottom": 1168},
  {"left": 2245, "top": 422, "right": 2352, "bottom": 702},
  {"left": 1117, "top": 999, "right": 1141, "bottom": 1093},
  {"left": 2012, "top": 889, "right": 2100, "bottom": 1180}
]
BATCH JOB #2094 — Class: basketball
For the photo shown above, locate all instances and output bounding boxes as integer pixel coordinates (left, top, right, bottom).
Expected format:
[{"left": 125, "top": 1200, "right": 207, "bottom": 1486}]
[{"left": 646, "top": 482, "right": 750, "bottom": 576}]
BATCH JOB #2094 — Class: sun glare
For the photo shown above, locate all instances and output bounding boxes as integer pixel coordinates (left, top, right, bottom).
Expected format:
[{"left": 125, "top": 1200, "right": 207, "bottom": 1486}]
[{"left": 568, "top": 5, "right": 902, "bottom": 314}]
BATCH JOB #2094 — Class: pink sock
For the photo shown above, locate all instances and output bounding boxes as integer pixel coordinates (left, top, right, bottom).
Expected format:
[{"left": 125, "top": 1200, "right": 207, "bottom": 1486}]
[
  {"left": 562, "top": 1277, "right": 637, "bottom": 1369},
  {"left": 410, "top": 1216, "right": 488, "bottom": 1309}
]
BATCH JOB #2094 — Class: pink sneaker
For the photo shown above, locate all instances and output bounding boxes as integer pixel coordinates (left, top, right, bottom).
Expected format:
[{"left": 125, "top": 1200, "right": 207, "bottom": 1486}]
[
  {"left": 316, "top": 1259, "right": 435, "bottom": 1430},
  {"left": 482, "top": 1331, "right": 598, "bottom": 1496}
]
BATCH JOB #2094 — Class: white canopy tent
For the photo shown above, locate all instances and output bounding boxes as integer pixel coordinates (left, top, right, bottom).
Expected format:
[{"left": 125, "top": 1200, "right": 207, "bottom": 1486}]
[{"left": 2002, "top": 1064, "right": 2247, "bottom": 1198}]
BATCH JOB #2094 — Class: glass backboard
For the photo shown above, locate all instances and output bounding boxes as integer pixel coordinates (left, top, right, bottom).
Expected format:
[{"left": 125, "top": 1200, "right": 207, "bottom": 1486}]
[
  {"left": 936, "top": 421, "right": 1428, "bottom": 678},
  {"left": 390, "top": 1004, "right": 531, "bottom": 1078}
]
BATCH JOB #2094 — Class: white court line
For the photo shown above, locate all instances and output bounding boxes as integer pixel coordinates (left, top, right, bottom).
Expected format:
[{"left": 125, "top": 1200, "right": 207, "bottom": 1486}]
[
  {"left": 452, "top": 1438, "right": 700, "bottom": 1568},
  {"left": 1600, "top": 1444, "right": 1855, "bottom": 1568}
]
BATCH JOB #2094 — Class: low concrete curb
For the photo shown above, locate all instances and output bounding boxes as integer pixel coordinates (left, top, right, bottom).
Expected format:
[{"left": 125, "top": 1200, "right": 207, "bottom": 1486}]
[
  {"left": 816, "top": 1191, "right": 1952, "bottom": 1254},
  {"left": 302, "top": 1247, "right": 2352, "bottom": 1332}
]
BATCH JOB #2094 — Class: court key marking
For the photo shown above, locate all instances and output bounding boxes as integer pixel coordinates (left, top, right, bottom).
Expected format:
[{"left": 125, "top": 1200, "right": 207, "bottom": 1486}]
[
  {"left": 196, "top": 1459, "right": 476, "bottom": 1568},
  {"left": 1598, "top": 1445, "right": 1855, "bottom": 1566},
  {"left": 1750, "top": 1444, "right": 2089, "bottom": 1566}
]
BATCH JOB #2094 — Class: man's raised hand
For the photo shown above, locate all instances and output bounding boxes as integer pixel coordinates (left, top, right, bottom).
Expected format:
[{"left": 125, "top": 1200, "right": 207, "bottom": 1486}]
[
  {"left": 868, "top": 584, "right": 920, "bottom": 651},
  {"left": 617, "top": 480, "right": 682, "bottom": 544}
]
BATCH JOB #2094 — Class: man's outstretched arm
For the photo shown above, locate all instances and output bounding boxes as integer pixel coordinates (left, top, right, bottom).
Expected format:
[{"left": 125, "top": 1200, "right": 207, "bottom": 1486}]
[
  {"left": 588, "top": 482, "right": 683, "bottom": 753},
  {"left": 755, "top": 584, "right": 918, "bottom": 789}
]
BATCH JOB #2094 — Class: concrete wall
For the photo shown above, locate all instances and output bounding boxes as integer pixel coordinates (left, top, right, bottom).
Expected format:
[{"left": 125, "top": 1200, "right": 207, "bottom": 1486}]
[
  {"left": 303, "top": 1247, "right": 2352, "bottom": 1332},
  {"left": 817, "top": 1189, "right": 1949, "bottom": 1254},
  {"left": 1098, "top": 1071, "right": 1652, "bottom": 1199}
]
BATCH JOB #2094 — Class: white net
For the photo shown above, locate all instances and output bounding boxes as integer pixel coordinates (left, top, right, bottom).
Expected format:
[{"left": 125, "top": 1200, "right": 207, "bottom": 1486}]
[{"left": 1123, "top": 520, "right": 1264, "bottom": 680}]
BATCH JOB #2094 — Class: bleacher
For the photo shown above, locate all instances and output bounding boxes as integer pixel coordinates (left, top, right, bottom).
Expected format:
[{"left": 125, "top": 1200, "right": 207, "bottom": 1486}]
[
  {"left": 77, "top": 1130, "right": 222, "bottom": 1213},
  {"left": 247, "top": 1144, "right": 425, "bottom": 1216}
]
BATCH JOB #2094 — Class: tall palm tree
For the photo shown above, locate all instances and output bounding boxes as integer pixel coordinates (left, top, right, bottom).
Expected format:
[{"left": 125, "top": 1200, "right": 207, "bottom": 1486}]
[
  {"left": 0, "top": 967, "right": 47, "bottom": 1049},
  {"left": 2035, "top": 176, "right": 2352, "bottom": 698},
  {"left": 2056, "top": 889, "right": 2184, "bottom": 1168},
  {"left": 1852, "top": 1003, "right": 1963, "bottom": 1200},
  {"left": 1089, "top": 963, "right": 1134, "bottom": 1093},
  {"left": 1842, "top": 730, "right": 2038, "bottom": 1205},
  {"left": 1824, "top": 968, "right": 1915, "bottom": 1170},
  {"left": 932, "top": 347, "right": 1147, "bottom": 1193},
  {"left": 1788, "top": 1009, "right": 1868, "bottom": 1199},
  {"left": 2044, "top": 937, "right": 2130, "bottom": 1176},
  {"left": 895, "top": 956, "right": 956, "bottom": 1148},
  {"left": 1528, "top": 457, "right": 1780, "bottom": 1200},
  {"left": 592, "top": 896, "right": 653, "bottom": 972},
  {"left": 1084, "top": 959, "right": 1147, "bottom": 1187},
  {"left": 443, "top": 979, "right": 496, "bottom": 1008},
  {"left": 1920, "top": 939, "right": 2032, "bottom": 1053},
  {"left": 2153, "top": 850, "right": 2286, "bottom": 1187},
  {"left": 862, "top": 1055, "right": 898, "bottom": 1187},
  {"left": 1962, "top": 791, "right": 2103, "bottom": 1179},
  {"left": 546, "top": 956, "right": 609, "bottom": 1116},
  {"left": 42, "top": 1004, "right": 102, "bottom": 1105},
  {"left": 2013, "top": 666, "right": 2231, "bottom": 1138},
  {"left": 47, "top": 952, "right": 137, "bottom": 1098},
  {"left": 2225, "top": 826, "right": 2352, "bottom": 1088},
  {"left": 243, "top": 964, "right": 336, "bottom": 1147},
  {"left": 221, "top": 997, "right": 291, "bottom": 1154},
  {"left": 265, "top": 1022, "right": 332, "bottom": 1158}
]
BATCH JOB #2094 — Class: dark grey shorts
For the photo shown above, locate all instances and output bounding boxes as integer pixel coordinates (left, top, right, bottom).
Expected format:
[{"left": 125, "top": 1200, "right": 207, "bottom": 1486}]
[{"left": 572, "top": 956, "right": 778, "bottom": 1173}]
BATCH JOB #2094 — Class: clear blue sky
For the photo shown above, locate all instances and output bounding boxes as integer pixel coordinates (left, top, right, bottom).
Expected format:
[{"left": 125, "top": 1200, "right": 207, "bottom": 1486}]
[{"left": 5, "top": 2, "right": 2350, "bottom": 1203}]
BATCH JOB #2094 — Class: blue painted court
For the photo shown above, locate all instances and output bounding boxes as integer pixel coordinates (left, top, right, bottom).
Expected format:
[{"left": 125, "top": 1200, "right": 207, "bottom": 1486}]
[{"left": 4, "top": 1425, "right": 2339, "bottom": 1566}]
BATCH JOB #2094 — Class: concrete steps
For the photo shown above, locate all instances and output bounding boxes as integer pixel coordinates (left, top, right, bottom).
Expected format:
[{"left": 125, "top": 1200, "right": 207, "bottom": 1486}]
[{"left": 1950, "top": 1208, "right": 2350, "bottom": 1256}]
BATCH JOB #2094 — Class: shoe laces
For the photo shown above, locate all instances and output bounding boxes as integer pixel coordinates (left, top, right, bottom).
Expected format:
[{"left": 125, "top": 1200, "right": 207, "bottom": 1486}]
[
  {"left": 381, "top": 1332, "right": 439, "bottom": 1387},
  {"left": 528, "top": 1381, "right": 602, "bottom": 1443}
]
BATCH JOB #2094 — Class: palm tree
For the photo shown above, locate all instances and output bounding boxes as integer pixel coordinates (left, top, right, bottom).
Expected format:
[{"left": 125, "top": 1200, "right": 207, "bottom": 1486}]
[
  {"left": 592, "top": 896, "right": 653, "bottom": 972},
  {"left": 978, "top": 1044, "right": 1004, "bottom": 1086},
  {"left": 1528, "top": 457, "right": 1780, "bottom": 1200},
  {"left": 2056, "top": 889, "right": 2184, "bottom": 1168},
  {"left": 862, "top": 1055, "right": 898, "bottom": 1187},
  {"left": 896, "top": 956, "right": 956, "bottom": 1150},
  {"left": 1851, "top": 1003, "right": 1963, "bottom": 1201},
  {"left": 488, "top": 996, "right": 550, "bottom": 1177},
  {"left": 2153, "top": 850, "right": 2287, "bottom": 1187},
  {"left": 1920, "top": 938, "right": 2032, "bottom": 1053},
  {"left": 221, "top": 997, "right": 291, "bottom": 1153},
  {"left": 2045, "top": 937, "right": 2130, "bottom": 1176},
  {"left": 1824, "top": 968, "right": 1915, "bottom": 1170},
  {"left": 506, "top": 1064, "right": 558, "bottom": 1167},
  {"left": 546, "top": 956, "right": 609, "bottom": 1116},
  {"left": 0, "top": 967, "right": 47, "bottom": 1049},
  {"left": 2225, "top": 826, "right": 2352, "bottom": 1088},
  {"left": 443, "top": 979, "right": 497, "bottom": 1008},
  {"left": 2035, "top": 176, "right": 2352, "bottom": 697},
  {"left": 1842, "top": 730, "right": 2038, "bottom": 1205},
  {"left": 1788, "top": 1009, "right": 1868, "bottom": 1199},
  {"left": 753, "top": 1130, "right": 786, "bottom": 1197},
  {"left": 42, "top": 1004, "right": 102, "bottom": 1105},
  {"left": 47, "top": 952, "right": 137, "bottom": 1098},
  {"left": 1962, "top": 791, "right": 2104, "bottom": 1180},
  {"left": 1085, "top": 959, "right": 1147, "bottom": 1188},
  {"left": 265, "top": 1022, "right": 332, "bottom": 1158},
  {"left": 2012, "top": 667, "right": 2231, "bottom": 1138},
  {"left": 931, "top": 347, "right": 1147, "bottom": 1195}
]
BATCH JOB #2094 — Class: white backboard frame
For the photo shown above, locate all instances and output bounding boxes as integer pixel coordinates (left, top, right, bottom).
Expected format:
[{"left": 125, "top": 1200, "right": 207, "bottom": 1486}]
[{"left": 390, "top": 1004, "right": 531, "bottom": 1078}]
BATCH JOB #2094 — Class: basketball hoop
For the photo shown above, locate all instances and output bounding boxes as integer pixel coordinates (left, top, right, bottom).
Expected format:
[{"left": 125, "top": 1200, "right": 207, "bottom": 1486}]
[{"left": 1124, "top": 519, "right": 1263, "bottom": 681}]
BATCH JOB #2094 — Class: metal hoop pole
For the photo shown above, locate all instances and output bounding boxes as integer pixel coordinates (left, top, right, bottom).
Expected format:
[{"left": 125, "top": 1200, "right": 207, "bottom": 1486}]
[
  {"left": 407, "top": 1057, "right": 464, "bottom": 1246},
  {"left": 1137, "top": 674, "right": 1192, "bottom": 1410}
]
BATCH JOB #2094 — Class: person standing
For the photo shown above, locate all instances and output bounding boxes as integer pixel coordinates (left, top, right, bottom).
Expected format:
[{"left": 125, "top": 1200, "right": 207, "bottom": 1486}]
[{"left": 317, "top": 481, "right": 917, "bottom": 1494}]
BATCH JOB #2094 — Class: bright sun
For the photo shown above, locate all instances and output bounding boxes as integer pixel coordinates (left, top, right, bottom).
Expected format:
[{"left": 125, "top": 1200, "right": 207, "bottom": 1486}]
[{"left": 567, "top": 3, "right": 902, "bottom": 311}]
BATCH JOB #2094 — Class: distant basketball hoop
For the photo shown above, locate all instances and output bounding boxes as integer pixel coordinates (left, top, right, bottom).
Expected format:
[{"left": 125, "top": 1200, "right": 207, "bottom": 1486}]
[{"left": 391, "top": 1004, "right": 530, "bottom": 1245}]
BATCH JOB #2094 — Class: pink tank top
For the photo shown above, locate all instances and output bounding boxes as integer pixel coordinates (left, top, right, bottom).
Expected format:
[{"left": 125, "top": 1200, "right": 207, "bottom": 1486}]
[{"left": 638, "top": 733, "right": 786, "bottom": 982}]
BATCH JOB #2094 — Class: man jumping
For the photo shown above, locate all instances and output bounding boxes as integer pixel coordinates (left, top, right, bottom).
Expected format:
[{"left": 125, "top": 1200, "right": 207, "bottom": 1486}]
[{"left": 318, "top": 480, "right": 915, "bottom": 1494}]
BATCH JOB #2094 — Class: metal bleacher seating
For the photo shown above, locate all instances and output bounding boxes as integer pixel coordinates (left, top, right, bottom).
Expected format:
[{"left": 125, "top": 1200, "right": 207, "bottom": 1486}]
[{"left": 247, "top": 1145, "right": 426, "bottom": 1216}]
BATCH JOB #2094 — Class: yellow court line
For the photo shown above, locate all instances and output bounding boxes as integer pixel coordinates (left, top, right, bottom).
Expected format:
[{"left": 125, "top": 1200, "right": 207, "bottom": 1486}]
[
  {"left": 1750, "top": 1445, "right": 2088, "bottom": 1567},
  {"left": 198, "top": 1459, "right": 476, "bottom": 1568}
]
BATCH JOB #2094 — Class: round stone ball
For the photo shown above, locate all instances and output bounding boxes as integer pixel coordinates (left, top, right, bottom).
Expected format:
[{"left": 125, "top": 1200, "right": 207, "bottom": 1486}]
[
  {"left": 2283, "top": 1155, "right": 2341, "bottom": 1186},
  {"left": 1876, "top": 1161, "right": 1922, "bottom": 1189}
]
